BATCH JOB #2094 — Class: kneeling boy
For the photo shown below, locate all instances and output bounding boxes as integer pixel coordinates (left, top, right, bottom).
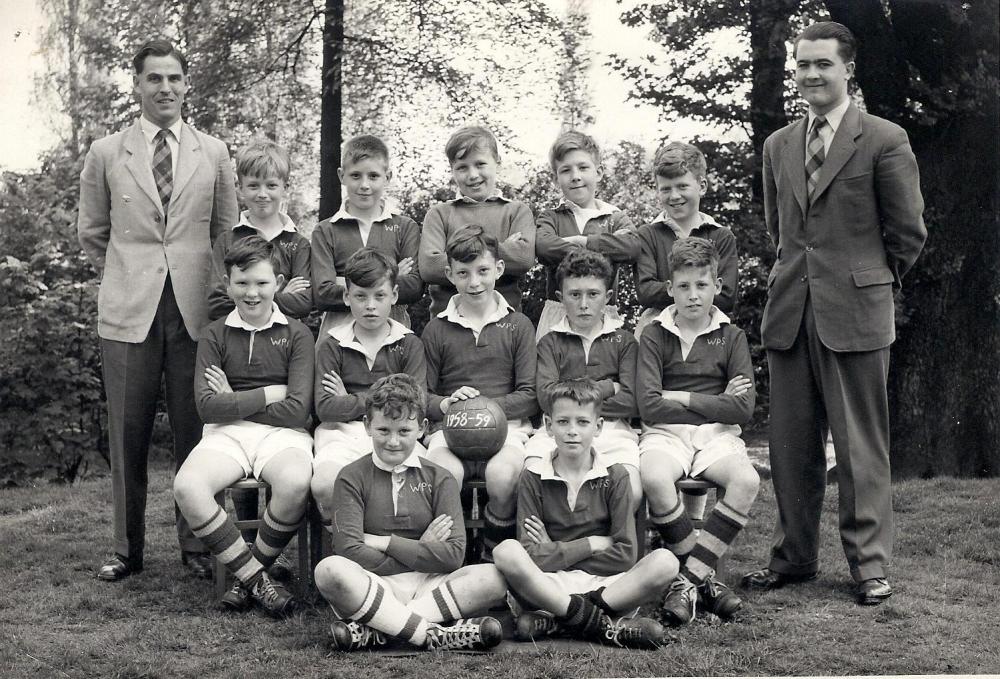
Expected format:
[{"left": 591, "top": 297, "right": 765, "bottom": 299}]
[
  {"left": 174, "top": 236, "right": 314, "bottom": 616},
  {"left": 312, "top": 248, "right": 427, "bottom": 529},
  {"left": 637, "top": 237, "right": 759, "bottom": 625},
  {"left": 314, "top": 374, "right": 507, "bottom": 651},
  {"left": 493, "top": 379, "right": 672, "bottom": 649}
]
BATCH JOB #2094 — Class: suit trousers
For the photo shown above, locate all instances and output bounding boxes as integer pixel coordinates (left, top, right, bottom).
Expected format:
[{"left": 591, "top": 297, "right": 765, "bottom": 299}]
[
  {"left": 766, "top": 295, "right": 892, "bottom": 582},
  {"left": 101, "top": 276, "right": 205, "bottom": 563}
]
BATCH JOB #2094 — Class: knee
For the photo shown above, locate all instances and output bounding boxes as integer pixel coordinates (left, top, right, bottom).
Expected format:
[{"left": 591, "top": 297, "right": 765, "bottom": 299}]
[
  {"left": 641, "top": 468, "right": 679, "bottom": 506},
  {"left": 473, "top": 564, "right": 509, "bottom": 597},
  {"left": 314, "top": 555, "right": 351, "bottom": 597},
  {"left": 724, "top": 465, "right": 761, "bottom": 504},
  {"left": 492, "top": 539, "right": 527, "bottom": 574},
  {"left": 311, "top": 465, "right": 341, "bottom": 505},
  {"left": 485, "top": 455, "right": 520, "bottom": 494},
  {"left": 645, "top": 548, "right": 680, "bottom": 588},
  {"left": 271, "top": 459, "right": 313, "bottom": 500},
  {"left": 173, "top": 471, "right": 206, "bottom": 507}
]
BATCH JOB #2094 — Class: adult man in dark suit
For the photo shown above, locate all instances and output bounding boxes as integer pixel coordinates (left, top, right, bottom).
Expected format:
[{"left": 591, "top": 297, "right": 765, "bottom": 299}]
[
  {"left": 742, "top": 22, "right": 926, "bottom": 605},
  {"left": 78, "top": 39, "right": 239, "bottom": 581}
]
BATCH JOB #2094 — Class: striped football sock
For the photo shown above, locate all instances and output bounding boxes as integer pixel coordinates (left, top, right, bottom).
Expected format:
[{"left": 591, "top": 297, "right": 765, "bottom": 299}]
[
  {"left": 482, "top": 504, "right": 516, "bottom": 553},
  {"left": 557, "top": 593, "right": 604, "bottom": 638},
  {"left": 250, "top": 505, "right": 303, "bottom": 570},
  {"left": 190, "top": 507, "right": 264, "bottom": 585},
  {"left": 408, "top": 578, "right": 464, "bottom": 623},
  {"left": 650, "top": 498, "right": 696, "bottom": 557},
  {"left": 347, "top": 574, "right": 430, "bottom": 646},
  {"left": 682, "top": 500, "right": 749, "bottom": 584}
]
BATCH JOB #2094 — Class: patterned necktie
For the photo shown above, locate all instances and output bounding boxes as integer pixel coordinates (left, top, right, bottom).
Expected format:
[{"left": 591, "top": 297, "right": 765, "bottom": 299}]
[
  {"left": 152, "top": 129, "right": 173, "bottom": 214},
  {"left": 806, "top": 116, "right": 827, "bottom": 200}
]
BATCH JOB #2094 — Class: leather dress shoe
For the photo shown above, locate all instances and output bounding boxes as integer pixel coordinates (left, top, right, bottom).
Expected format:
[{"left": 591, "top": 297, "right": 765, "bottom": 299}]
[
  {"left": 741, "top": 567, "right": 818, "bottom": 590},
  {"left": 97, "top": 554, "right": 142, "bottom": 581},
  {"left": 857, "top": 577, "right": 892, "bottom": 605},
  {"left": 182, "top": 551, "right": 214, "bottom": 579}
]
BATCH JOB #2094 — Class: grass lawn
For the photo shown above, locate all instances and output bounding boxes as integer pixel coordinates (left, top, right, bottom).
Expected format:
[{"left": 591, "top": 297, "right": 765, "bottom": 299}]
[{"left": 1, "top": 461, "right": 998, "bottom": 678}]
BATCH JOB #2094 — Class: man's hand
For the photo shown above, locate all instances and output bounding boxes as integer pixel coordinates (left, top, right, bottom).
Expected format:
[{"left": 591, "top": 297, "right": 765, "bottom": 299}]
[
  {"left": 587, "top": 535, "right": 614, "bottom": 553},
  {"left": 397, "top": 257, "right": 415, "bottom": 277},
  {"left": 205, "top": 365, "right": 233, "bottom": 394},
  {"left": 322, "top": 371, "right": 348, "bottom": 396},
  {"left": 263, "top": 385, "right": 288, "bottom": 404},
  {"left": 662, "top": 390, "right": 692, "bottom": 406},
  {"left": 503, "top": 231, "right": 526, "bottom": 245},
  {"left": 363, "top": 533, "right": 391, "bottom": 552},
  {"left": 612, "top": 381, "right": 622, "bottom": 395},
  {"left": 724, "top": 375, "right": 753, "bottom": 397},
  {"left": 562, "top": 235, "right": 587, "bottom": 247},
  {"left": 523, "top": 515, "right": 551, "bottom": 545},
  {"left": 419, "top": 514, "right": 454, "bottom": 543},
  {"left": 441, "top": 386, "right": 481, "bottom": 413},
  {"left": 282, "top": 276, "right": 311, "bottom": 295}
]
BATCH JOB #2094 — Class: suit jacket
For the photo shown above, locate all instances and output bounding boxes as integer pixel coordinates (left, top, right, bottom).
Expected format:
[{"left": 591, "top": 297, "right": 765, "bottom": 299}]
[
  {"left": 761, "top": 103, "right": 926, "bottom": 352},
  {"left": 78, "top": 120, "right": 239, "bottom": 343}
]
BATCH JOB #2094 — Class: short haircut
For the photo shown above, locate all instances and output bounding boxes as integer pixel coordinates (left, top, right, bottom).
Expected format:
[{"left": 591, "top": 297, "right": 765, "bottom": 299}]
[
  {"left": 224, "top": 235, "right": 278, "bottom": 275},
  {"left": 549, "top": 130, "right": 601, "bottom": 172},
  {"left": 344, "top": 247, "right": 398, "bottom": 289},
  {"left": 794, "top": 21, "right": 857, "bottom": 63},
  {"left": 548, "top": 378, "right": 604, "bottom": 415},
  {"left": 668, "top": 236, "right": 719, "bottom": 279},
  {"left": 132, "top": 39, "right": 188, "bottom": 74},
  {"left": 445, "top": 126, "right": 500, "bottom": 164},
  {"left": 342, "top": 134, "right": 390, "bottom": 170},
  {"left": 445, "top": 224, "right": 500, "bottom": 264},
  {"left": 653, "top": 141, "right": 707, "bottom": 181},
  {"left": 236, "top": 139, "right": 291, "bottom": 183},
  {"left": 365, "top": 373, "right": 426, "bottom": 422},
  {"left": 555, "top": 250, "right": 614, "bottom": 292}
]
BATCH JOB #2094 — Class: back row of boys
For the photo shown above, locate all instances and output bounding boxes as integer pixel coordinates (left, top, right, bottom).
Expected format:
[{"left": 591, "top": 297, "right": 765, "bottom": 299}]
[{"left": 173, "top": 126, "right": 760, "bottom": 650}]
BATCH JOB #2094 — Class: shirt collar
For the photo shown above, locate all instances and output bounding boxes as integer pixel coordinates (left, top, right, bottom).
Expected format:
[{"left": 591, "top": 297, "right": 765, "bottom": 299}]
[
  {"left": 450, "top": 189, "right": 509, "bottom": 204},
  {"left": 327, "top": 200, "right": 395, "bottom": 225},
  {"left": 808, "top": 97, "right": 851, "bottom": 135},
  {"left": 223, "top": 303, "right": 288, "bottom": 331},
  {"left": 234, "top": 210, "right": 298, "bottom": 238},
  {"left": 653, "top": 304, "right": 730, "bottom": 340},
  {"left": 437, "top": 291, "right": 513, "bottom": 327},
  {"left": 139, "top": 115, "right": 183, "bottom": 144},
  {"left": 370, "top": 448, "right": 423, "bottom": 474},
  {"left": 549, "top": 313, "right": 624, "bottom": 340},
  {"left": 328, "top": 318, "right": 411, "bottom": 354},
  {"left": 650, "top": 211, "right": 719, "bottom": 236},
  {"left": 558, "top": 198, "right": 618, "bottom": 217},
  {"left": 531, "top": 448, "right": 612, "bottom": 483}
]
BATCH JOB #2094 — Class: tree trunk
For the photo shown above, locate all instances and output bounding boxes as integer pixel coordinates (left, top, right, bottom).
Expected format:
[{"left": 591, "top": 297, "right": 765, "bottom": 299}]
[{"left": 319, "top": 0, "right": 344, "bottom": 219}]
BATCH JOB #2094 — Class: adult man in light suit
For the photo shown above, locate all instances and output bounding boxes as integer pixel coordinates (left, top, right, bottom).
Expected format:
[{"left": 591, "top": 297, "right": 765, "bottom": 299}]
[
  {"left": 78, "top": 39, "right": 239, "bottom": 581},
  {"left": 742, "top": 22, "right": 926, "bottom": 605}
]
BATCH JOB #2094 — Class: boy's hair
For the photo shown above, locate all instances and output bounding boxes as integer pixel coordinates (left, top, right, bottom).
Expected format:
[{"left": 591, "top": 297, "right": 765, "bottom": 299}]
[
  {"left": 365, "top": 373, "right": 426, "bottom": 422},
  {"left": 668, "top": 236, "right": 719, "bottom": 279},
  {"left": 342, "top": 134, "right": 390, "bottom": 170},
  {"left": 236, "top": 139, "right": 291, "bottom": 184},
  {"left": 344, "top": 247, "right": 398, "bottom": 289},
  {"left": 555, "top": 250, "right": 614, "bottom": 292},
  {"left": 549, "top": 130, "right": 601, "bottom": 173},
  {"left": 224, "top": 235, "right": 279, "bottom": 275},
  {"left": 548, "top": 378, "right": 604, "bottom": 415},
  {"left": 445, "top": 126, "right": 500, "bottom": 164},
  {"left": 132, "top": 39, "right": 187, "bottom": 74},
  {"left": 446, "top": 224, "right": 500, "bottom": 264},
  {"left": 794, "top": 21, "right": 857, "bottom": 62},
  {"left": 653, "top": 141, "right": 707, "bottom": 181}
]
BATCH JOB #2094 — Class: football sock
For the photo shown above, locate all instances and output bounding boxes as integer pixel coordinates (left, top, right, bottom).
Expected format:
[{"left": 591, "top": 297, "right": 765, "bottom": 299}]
[
  {"left": 682, "top": 500, "right": 749, "bottom": 585},
  {"left": 558, "top": 593, "right": 604, "bottom": 638},
  {"left": 586, "top": 586, "right": 618, "bottom": 617},
  {"left": 650, "top": 498, "right": 696, "bottom": 557},
  {"left": 250, "top": 505, "right": 303, "bottom": 570},
  {"left": 190, "top": 506, "right": 263, "bottom": 585},
  {"left": 409, "top": 578, "right": 464, "bottom": 623},
  {"left": 347, "top": 574, "right": 430, "bottom": 646},
  {"left": 482, "top": 504, "right": 516, "bottom": 553}
]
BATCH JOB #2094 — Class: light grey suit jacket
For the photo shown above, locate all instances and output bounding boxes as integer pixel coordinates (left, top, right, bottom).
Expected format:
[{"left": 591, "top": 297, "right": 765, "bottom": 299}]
[
  {"left": 78, "top": 120, "right": 239, "bottom": 342},
  {"left": 761, "top": 103, "right": 927, "bottom": 352}
]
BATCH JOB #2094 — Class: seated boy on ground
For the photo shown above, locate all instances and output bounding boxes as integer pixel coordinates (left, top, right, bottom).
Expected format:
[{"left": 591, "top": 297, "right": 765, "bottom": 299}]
[
  {"left": 173, "top": 235, "right": 314, "bottom": 616},
  {"left": 312, "top": 248, "right": 427, "bottom": 530},
  {"left": 311, "top": 134, "right": 423, "bottom": 334},
  {"left": 534, "top": 130, "right": 639, "bottom": 340},
  {"left": 421, "top": 225, "right": 539, "bottom": 556},
  {"left": 314, "top": 373, "right": 507, "bottom": 652},
  {"left": 637, "top": 237, "right": 758, "bottom": 626},
  {"left": 493, "top": 378, "right": 672, "bottom": 649},
  {"left": 526, "top": 250, "right": 643, "bottom": 511}
]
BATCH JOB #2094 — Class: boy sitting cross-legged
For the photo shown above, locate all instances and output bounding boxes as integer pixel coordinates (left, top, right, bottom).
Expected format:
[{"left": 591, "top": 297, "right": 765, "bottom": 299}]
[
  {"left": 314, "top": 373, "right": 507, "bottom": 652},
  {"left": 637, "top": 237, "right": 759, "bottom": 626},
  {"left": 492, "top": 378, "right": 672, "bottom": 649},
  {"left": 173, "top": 235, "right": 314, "bottom": 616},
  {"left": 311, "top": 247, "right": 428, "bottom": 532},
  {"left": 421, "top": 225, "right": 539, "bottom": 557},
  {"left": 525, "top": 250, "right": 643, "bottom": 512}
]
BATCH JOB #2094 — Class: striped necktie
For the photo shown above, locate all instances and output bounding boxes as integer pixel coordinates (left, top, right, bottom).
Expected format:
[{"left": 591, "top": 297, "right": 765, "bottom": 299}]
[
  {"left": 152, "top": 129, "right": 173, "bottom": 214},
  {"left": 806, "top": 116, "right": 827, "bottom": 200}
]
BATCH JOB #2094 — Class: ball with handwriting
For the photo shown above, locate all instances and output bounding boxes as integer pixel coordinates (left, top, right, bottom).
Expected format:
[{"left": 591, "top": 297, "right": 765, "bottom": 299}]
[{"left": 442, "top": 396, "right": 508, "bottom": 461}]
